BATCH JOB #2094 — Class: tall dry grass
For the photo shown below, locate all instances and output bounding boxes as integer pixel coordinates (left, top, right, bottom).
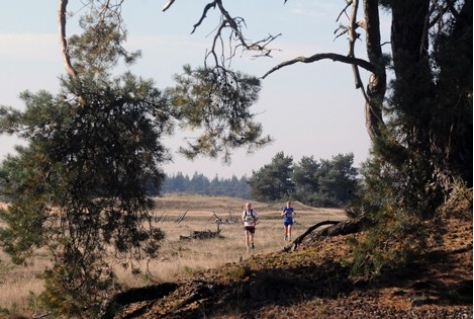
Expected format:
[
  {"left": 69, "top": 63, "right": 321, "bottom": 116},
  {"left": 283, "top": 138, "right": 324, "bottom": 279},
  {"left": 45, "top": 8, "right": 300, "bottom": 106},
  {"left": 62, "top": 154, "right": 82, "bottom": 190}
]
[{"left": 0, "top": 195, "right": 346, "bottom": 314}]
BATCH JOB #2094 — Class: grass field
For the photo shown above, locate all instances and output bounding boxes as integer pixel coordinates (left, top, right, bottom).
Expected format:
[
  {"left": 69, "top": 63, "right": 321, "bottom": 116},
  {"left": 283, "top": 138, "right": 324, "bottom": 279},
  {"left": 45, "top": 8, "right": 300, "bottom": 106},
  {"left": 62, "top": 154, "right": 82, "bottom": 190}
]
[{"left": 0, "top": 195, "right": 347, "bottom": 315}]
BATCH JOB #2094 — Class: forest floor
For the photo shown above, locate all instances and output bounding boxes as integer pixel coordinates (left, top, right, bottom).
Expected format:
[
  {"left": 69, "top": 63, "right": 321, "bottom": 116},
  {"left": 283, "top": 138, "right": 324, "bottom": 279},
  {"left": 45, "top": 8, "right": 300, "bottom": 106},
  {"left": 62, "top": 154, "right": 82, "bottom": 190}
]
[{"left": 113, "top": 203, "right": 473, "bottom": 319}]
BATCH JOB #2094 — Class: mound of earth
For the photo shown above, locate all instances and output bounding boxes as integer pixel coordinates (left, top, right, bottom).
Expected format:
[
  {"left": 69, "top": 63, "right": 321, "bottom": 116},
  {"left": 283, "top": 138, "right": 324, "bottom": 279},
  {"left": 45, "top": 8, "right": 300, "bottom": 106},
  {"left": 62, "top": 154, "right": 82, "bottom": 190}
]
[{"left": 109, "top": 216, "right": 472, "bottom": 319}]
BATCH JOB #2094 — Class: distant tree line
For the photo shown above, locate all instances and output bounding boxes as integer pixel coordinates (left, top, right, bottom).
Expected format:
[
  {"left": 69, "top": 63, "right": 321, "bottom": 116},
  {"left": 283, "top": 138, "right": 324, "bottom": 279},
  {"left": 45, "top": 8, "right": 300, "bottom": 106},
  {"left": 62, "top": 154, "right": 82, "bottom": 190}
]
[
  {"left": 156, "top": 173, "right": 251, "bottom": 199},
  {"left": 154, "top": 152, "right": 359, "bottom": 208}
]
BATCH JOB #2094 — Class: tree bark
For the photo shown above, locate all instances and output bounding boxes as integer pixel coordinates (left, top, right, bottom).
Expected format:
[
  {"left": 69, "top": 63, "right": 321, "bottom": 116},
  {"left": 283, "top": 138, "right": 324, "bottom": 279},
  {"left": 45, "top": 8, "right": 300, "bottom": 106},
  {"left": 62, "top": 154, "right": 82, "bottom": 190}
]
[
  {"left": 58, "top": 0, "right": 77, "bottom": 78},
  {"left": 362, "top": 0, "right": 387, "bottom": 141}
]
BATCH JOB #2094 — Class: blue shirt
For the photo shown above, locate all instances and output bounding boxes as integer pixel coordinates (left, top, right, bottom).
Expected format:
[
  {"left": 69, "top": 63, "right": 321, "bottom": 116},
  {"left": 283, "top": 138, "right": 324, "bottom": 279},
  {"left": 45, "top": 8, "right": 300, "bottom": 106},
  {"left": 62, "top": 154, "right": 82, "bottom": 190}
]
[{"left": 282, "top": 207, "right": 294, "bottom": 222}]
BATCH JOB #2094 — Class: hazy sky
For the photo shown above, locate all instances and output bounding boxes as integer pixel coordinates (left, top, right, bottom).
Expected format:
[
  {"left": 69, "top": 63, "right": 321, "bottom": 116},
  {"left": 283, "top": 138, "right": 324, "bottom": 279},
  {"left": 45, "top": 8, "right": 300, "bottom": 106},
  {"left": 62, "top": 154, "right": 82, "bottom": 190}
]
[{"left": 0, "top": 1, "right": 390, "bottom": 179}]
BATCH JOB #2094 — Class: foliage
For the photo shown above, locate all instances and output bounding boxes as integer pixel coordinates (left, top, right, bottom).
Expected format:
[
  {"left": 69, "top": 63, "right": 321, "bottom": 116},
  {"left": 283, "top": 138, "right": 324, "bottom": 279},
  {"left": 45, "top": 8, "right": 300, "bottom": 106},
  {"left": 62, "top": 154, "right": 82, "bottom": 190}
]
[
  {"left": 292, "top": 156, "right": 320, "bottom": 196},
  {"left": 167, "top": 65, "right": 272, "bottom": 163},
  {"left": 347, "top": 151, "right": 425, "bottom": 279},
  {"left": 68, "top": 13, "right": 141, "bottom": 76},
  {"left": 0, "top": 4, "right": 175, "bottom": 315},
  {"left": 0, "top": 3, "right": 276, "bottom": 315},
  {"left": 157, "top": 152, "right": 360, "bottom": 205},
  {"left": 349, "top": 136, "right": 472, "bottom": 280},
  {"left": 247, "top": 152, "right": 295, "bottom": 202},
  {"left": 293, "top": 154, "right": 358, "bottom": 207},
  {"left": 0, "top": 0, "right": 471, "bottom": 313},
  {"left": 381, "top": 0, "right": 471, "bottom": 205},
  {"left": 343, "top": 0, "right": 472, "bottom": 279},
  {"left": 174, "top": 0, "right": 471, "bottom": 279},
  {"left": 0, "top": 73, "right": 168, "bottom": 315},
  {"left": 247, "top": 152, "right": 358, "bottom": 207}
]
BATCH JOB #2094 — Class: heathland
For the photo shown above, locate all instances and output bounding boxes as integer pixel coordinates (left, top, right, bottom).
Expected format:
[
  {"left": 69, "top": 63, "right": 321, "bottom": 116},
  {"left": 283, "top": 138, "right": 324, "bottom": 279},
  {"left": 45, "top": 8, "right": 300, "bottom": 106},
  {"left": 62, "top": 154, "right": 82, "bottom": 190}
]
[{"left": 0, "top": 194, "right": 472, "bottom": 319}]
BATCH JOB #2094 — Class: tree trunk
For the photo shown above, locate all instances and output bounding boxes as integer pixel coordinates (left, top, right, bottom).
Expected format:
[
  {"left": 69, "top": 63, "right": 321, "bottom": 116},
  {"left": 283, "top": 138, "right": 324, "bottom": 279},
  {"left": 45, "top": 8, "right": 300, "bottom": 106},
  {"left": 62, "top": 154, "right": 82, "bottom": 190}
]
[
  {"left": 363, "top": 0, "right": 387, "bottom": 141},
  {"left": 58, "top": 0, "right": 77, "bottom": 78}
]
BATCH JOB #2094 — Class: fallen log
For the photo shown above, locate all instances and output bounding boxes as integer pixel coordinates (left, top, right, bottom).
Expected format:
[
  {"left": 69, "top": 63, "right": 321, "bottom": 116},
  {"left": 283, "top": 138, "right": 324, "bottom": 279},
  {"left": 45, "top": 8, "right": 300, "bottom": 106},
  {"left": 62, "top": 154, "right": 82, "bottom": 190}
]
[
  {"left": 284, "top": 218, "right": 364, "bottom": 252},
  {"left": 179, "top": 229, "right": 223, "bottom": 241},
  {"left": 101, "top": 282, "right": 178, "bottom": 319}
]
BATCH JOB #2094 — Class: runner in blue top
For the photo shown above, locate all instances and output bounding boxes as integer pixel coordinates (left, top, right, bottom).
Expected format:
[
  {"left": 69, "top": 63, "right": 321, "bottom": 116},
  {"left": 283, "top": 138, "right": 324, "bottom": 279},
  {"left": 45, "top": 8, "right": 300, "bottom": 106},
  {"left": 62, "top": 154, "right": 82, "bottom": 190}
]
[{"left": 281, "top": 201, "right": 295, "bottom": 241}]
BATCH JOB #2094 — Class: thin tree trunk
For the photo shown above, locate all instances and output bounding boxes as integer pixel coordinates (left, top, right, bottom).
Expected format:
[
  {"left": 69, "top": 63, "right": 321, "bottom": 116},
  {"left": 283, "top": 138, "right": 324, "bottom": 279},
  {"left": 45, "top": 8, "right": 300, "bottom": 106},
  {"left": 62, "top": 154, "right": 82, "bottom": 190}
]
[{"left": 58, "top": 0, "right": 77, "bottom": 78}]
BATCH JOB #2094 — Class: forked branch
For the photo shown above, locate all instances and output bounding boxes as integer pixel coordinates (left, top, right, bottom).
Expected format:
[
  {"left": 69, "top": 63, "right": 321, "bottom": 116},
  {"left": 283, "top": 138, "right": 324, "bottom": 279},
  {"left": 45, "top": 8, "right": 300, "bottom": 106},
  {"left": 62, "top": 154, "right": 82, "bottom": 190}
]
[{"left": 178, "top": 0, "right": 280, "bottom": 69}]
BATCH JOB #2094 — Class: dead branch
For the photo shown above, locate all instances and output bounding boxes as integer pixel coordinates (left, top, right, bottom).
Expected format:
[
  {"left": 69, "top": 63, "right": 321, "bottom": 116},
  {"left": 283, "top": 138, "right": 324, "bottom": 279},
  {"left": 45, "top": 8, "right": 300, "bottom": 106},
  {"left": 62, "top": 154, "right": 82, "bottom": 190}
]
[
  {"left": 175, "top": 210, "right": 188, "bottom": 223},
  {"left": 348, "top": 0, "right": 364, "bottom": 90},
  {"left": 162, "top": 0, "right": 176, "bottom": 12},
  {"left": 180, "top": 229, "right": 222, "bottom": 240},
  {"left": 186, "top": 0, "right": 279, "bottom": 69},
  {"left": 262, "top": 52, "right": 374, "bottom": 79},
  {"left": 208, "top": 211, "right": 238, "bottom": 224},
  {"left": 283, "top": 220, "right": 341, "bottom": 252},
  {"left": 283, "top": 218, "right": 363, "bottom": 252},
  {"left": 101, "top": 282, "right": 178, "bottom": 319},
  {"left": 154, "top": 211, "right": 167, "bottom": 223},
  {"left": 192, "top": 1, "right": 218, "bottom": 34},
  {"left": 179, "top": 235, "right": 190, "bottom": 241},
  {"left": 336, "top": 0, "right": 352, "bottom": 22},
  {"left": 210, "top": 211, "right": 222, "bottom": 224},
  {"left": 172, "top": 280, "right": 213, "bottom": 311}
]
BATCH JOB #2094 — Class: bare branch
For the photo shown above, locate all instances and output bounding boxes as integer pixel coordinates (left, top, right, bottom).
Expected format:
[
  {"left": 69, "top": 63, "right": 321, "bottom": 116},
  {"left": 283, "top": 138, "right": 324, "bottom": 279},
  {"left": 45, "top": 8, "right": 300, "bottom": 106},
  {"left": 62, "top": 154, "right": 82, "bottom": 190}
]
[
  {"left": 99, "top": 0, "right": 112, "bottom": 24},
  {"left": 348, "top": 0, "right": 363, "bottom": 89},
  {"left": 91, "top": 0, "right": 126, "bottom": 32},
  {"left": 192, "top": 1, "right": 218, "bottom": 34},
  {"left": 215, "top": 2, "right": 279, "bottom": 58},
  {"left": 261, "top": 52, "right": 374, "bottom": 79},
  {"left": 162, "top": 0, "right": 176, "bottom": 12},
  {"left": 187, "top": 0, "right": 280, "bottom": 69},
  {"left": 336, "top": 0, "right": 352, "bottom": 23}
]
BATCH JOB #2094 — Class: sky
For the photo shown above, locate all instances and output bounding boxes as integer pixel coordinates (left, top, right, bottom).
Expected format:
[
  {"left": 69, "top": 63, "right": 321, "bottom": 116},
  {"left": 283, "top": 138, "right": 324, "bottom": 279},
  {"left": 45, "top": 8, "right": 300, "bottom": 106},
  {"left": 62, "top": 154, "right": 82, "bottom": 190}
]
[{"left": 0, "top": 1, "right": 391, "bottom": 179}]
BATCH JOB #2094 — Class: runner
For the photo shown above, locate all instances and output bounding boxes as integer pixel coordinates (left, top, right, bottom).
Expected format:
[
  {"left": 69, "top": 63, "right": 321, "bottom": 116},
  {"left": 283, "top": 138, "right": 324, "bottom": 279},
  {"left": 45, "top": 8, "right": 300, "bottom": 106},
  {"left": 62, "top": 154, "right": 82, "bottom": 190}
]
[
  {"left": 281, "top": 201, "right": 295, "bottom": 241},
  {"left": 242, "top": 202, "right": 259, "bottom": 250}
]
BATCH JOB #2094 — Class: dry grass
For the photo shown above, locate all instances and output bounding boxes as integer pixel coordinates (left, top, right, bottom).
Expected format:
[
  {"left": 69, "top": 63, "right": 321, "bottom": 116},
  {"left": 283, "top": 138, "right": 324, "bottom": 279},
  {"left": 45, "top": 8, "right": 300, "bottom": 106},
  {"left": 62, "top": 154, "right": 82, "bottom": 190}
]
[
  {"left": 0, "top": 195, "right": 346, "bottom": 314},
  {"left": 0, "top": 249, "right": 49, "bottom": 314},
  {"left": 114, "top": 195, "right": 345, "bottom": 288},
  {"left": 116, "top": 199, "right": 473, "bottom": 319}
]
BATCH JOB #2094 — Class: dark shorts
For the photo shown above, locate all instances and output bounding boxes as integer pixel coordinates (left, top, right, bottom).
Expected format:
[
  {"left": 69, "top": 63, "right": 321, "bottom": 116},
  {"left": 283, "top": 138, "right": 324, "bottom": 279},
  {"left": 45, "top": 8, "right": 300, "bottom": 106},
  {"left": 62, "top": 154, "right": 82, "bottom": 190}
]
[
  {"left": 244, "top": 226, "right": 256, "bottom": 234},
  {"left": 284, "top": 221, "right": 293, "bottom": 227}
]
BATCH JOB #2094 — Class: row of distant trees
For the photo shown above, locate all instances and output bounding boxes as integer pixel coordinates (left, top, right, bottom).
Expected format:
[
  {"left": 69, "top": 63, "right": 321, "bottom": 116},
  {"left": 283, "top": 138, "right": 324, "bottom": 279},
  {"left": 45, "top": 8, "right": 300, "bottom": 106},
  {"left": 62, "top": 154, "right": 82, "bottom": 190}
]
[
  {"left": 249, "top": 152, "right": 358, "bottom": 207},
  {"left": 156, "top": 152, "right": 358, "bottom": 208},
  {"left": 158, "top": 173, "right": 251, "bottom": 199}
]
